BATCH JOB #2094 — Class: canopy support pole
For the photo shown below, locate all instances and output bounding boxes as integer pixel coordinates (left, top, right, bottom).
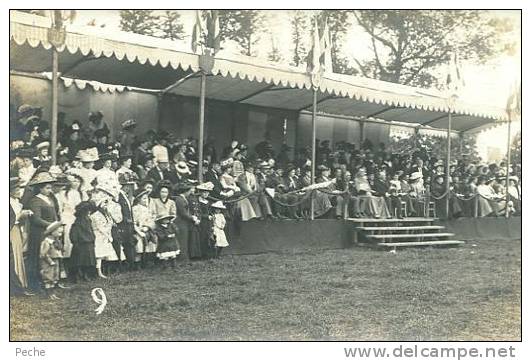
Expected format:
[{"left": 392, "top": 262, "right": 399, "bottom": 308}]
[
  {"left": 198, "top": 72, "right": 206, "bottom": 183},
  {"left": 505, "top": 119, "right": 512, "bottom": 217},
  {"left": 359, "top": 119, "right": 365, "bottom": 147},
  {"left": 445, "top": 112, "right": 452, "bottom": 218},
  {"left": 310, "top": 88, "right": 317, "bottom": 220},
  {"left": 50, "top": 48, "right": 59, "bottom": 166}
]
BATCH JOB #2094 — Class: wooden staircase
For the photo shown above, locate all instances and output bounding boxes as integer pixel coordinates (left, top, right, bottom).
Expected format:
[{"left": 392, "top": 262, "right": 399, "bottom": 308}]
[{"left": 348, "top": 217, "right": 464, "bottom": 250}]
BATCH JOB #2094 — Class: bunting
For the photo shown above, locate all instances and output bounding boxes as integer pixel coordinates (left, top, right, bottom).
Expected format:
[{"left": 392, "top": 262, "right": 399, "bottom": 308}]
[
  {"left": 191, "top": 10, "right": 202, "bottom": 54},
  {"left": 306, "top": 17, "right": 333, "bottom": 77}
]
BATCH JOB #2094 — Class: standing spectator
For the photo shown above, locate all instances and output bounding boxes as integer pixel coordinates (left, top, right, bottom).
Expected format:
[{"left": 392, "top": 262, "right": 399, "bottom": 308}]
[
  {"left": 90, "top": 190, "right": 119, "bottom": 278},
  {"left": 87, "top": 111, "right": 109, "bottom": 143},
  {"left": 211, "top": 201, "right": 228, "bottom": 258},
  {"left": 10, "top": 177, "right": 33, "bottom": 292},
  {"left": 174, "top": 183, "right": 201, "bottom": 259},
  {"left": 150, "top": 180, "right": 177, "bottom": 219},
  {"left": 119, "top": 119, "right": 137, "bottom": 156},
  {"left": 132, "top": 189, "right": 157, "bottom": 268},
  {"left": 69, "top": 201, "right": 97, "bottom": 281},
  {"left": 39, "top": 222, "right": 65, "bottom": 300},
  {"left": 154, "top": 214, "right": 180, "bottom": 268},
  {"left": 26, "top": 172, "right": 59, "bottom": 292}
]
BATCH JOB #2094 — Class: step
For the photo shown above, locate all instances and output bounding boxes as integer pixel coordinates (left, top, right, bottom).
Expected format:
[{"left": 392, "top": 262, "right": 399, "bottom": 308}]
[
  {"left": 366, "top": 232, "right": 455, "bottom": 240},
  {"left": 358, "top": 225, "right": 445, "bottom": 232},
  {"left": 348, "top": 217, "right": 436, "bottom": 223},
  {"left": 377, "top": 240, "right": 465, "bottom": 247}
]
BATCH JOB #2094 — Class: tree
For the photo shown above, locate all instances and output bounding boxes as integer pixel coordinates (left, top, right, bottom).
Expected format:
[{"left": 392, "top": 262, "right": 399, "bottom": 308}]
[
  {"left": 119, "top": 10, "right": 160, "bottom": 37},
  {"left": 158, "top": 11, "right": 184, "bottom": 40},
  {"left": 352, "top": 10, "right": 516, "bottom": 88},
  {"left": 218, "top": 10, "right": 265, "bottom": 56},
  {"left": 290, "top": 10, "right": 309, "bottom": 67}
]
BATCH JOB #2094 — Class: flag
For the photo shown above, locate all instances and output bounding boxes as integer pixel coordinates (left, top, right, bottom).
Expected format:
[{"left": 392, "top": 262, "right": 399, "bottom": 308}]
[
  {"left": 445, "top": 51, "right": 465, "bottom": 96},
  {"left": 319, "top": 19, "right": 332, "bottom": 73},
  {"left": 506, "top": 81, "right": 521, "bottom": 120},
  {"left": 306, "top": 19, "right": 321, "bottom": 75},
  {"left": 191, "top": 10, "right": 202, "bottom": 53},
  {"left": 307, "top": 17, "right": 333, "bottom": 75},
  {"left": 205, "top": 10, "right": 221, "bottom": 54}
]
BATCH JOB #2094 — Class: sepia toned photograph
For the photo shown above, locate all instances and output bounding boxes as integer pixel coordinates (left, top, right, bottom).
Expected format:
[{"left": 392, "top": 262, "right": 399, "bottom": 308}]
[{"left": 9, "top": 9, "right": 521, "bottom": 342}]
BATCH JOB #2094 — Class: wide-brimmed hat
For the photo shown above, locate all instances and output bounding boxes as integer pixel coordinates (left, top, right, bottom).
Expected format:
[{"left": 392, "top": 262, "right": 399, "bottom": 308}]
[
  {"left": 79, "top": 147, "right": 99, "bottom": 162},
  {"left": 43, "top": 221, "right": 65, "bottom": 236},
  {"left": 121, "top": 119, "right": 137, "bottom": 130},
  {"left": 155, "top": 214, "right": 175, "bottom": 223},
  {"left": 36, "top": 141, "right": 50, "bottom": 150},
  {"left": 176, "top": 161, "right": 191, "bottom": 175},
  {"left": 410, "top": 172, "right": 423, "bottom": 181},
  {"left": 28, "top": 172, "right": 57, "bottom": 186},
  {"left": 196, "top": 181, "right": 214, "bottom": 192},
  {"left": 509, "top": 176, "right": 519, "bottom": 183},
  {"left": 133, "top": 189, "right": 150, "bottom": 202},
  {"left": 211, "top": 200, "right": 226, "bottom": 209},
  {"left": 434, "top": 160, "right": 444, "bottom": 168},
  {"left": 100, "top": 151, "right": 119, "bottom": 162}
]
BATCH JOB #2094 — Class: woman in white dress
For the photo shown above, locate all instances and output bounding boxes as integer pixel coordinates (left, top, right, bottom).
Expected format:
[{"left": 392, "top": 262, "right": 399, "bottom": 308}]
[
  {"left": 56, "top": 174, "right": 88, "bottom": 261},
  {"left": 89, "top": 191, "right": 118, "bottom": 278}
]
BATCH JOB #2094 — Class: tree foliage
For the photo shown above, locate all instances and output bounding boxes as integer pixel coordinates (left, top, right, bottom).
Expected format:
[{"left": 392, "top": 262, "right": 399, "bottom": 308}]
[
  {"left": 352, "top": 10, "right": 516, "bottom": 88},
  {"left": 119, "top": 10, "right": 160, "bottom": 37},
  {"left": 218, "top": 10, "right": 265, "bottom": 56},
  {"left": 290, "top": 10, "right": 309, "bottom": 67},
  {"left": 158, "top": 11, "right": 185, "bottom": 40}
]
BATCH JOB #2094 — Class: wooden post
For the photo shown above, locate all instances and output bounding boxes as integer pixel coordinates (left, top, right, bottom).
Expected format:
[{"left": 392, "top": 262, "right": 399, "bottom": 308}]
[
  {"left": 359, "top": 119, "right": 365, "bottom": 147},
  {"left": 310, "top": 88, "right": 317, "bottom": 220},
  {"left": 505, "top": 119, "right": 512, "bottom": 217},
  {"left": 445, "top": 112, "right": 452, "bottom": 218},
  {"left": 50, "top": 48, "right": 59, "bottom": 166},
  {"left": 198, "top": 72, "right": 206, "bottom": 183}
]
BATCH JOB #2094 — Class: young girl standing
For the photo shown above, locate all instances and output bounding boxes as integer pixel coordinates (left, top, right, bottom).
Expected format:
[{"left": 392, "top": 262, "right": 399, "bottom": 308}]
[
  {"left": 154, "top": 214, "right": 179, "bottom": 269},
  {"left": 40, "top": 222, "right": 65, "bottom": 299},
  {"left": 211, "top": 201, "right": 229, "bottom": 258},
  {"left": 69, "top": 201, "right": 97, "bottom": 281}
]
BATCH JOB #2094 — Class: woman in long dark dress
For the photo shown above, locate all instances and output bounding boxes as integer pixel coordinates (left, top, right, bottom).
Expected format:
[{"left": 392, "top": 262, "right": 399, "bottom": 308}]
[
  {"left": 26, "top": 172, "right": 59, "bottom": 292},
  {"left": 174, "top": 183, "right": 198, "bottom": 260},
  {"left": 69, "top": 201, "right": 97, "bottom": 281}
]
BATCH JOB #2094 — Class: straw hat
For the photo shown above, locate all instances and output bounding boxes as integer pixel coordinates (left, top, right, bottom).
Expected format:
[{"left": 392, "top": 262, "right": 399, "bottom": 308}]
[
  {"left": 196, "top": 181, "right": 214, "bottom": 192},
  {"left": 133, "top": 189, "right": 150, "bottom": 202},
  {"left": 211, "top": 200, "right": 226, "bottom": 209},
  {"left": 44, "top": 221, "right": 65, "bottom": 236},
  {"left": 176, "top": 161, "right": 191, "bottom": 175},
  {"left": 155, "top": 214, "right": 176, "bottom": 223},
  {"left": 36, "top": 141, "right": 50, "bottom": 150},
  {"left": 28, "top": 172, "right": 57, "bottom": 186}
]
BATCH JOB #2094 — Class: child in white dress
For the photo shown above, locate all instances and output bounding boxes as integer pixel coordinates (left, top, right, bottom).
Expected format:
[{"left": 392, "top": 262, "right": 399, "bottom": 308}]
[{"left": 211, "top": 201, "right": 228, "bottom": 258}]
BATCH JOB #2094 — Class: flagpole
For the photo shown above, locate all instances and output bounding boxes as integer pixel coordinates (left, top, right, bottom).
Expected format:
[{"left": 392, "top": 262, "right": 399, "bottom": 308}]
[
  {"left": 310, "top": 88, "right": 317, "bottom": 220},
  {"left": 198, "top": 71, "right": 206, "bottom": 183},
  {"left": 50, "top": 47, "right": 59, "bottom": 166},
  {"left": 505, "top": 119, "right": 512, "bottom": 217},
  {"left": 445, "top": 112, "right": 452, "bottom": 218}
]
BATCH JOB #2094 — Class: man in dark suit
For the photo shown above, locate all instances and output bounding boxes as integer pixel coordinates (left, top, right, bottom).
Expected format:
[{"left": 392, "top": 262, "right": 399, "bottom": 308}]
[
  {"left": 204, "top": 162, "right": 223, "bottom": 199},
  {"left": 146, "top": 159, "right": 170, "bottom": 183}
]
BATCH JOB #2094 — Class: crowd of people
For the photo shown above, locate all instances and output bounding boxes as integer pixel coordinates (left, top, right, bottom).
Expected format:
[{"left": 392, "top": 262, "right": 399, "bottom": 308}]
[{"left": 9, "top": 104, "right": 522, "bottom": 298}]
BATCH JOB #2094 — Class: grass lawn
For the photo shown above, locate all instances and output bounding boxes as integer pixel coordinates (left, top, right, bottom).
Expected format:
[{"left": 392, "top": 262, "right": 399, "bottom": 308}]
[{"left": 10, "top": 239, "right": 521, "bottom": 341}]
